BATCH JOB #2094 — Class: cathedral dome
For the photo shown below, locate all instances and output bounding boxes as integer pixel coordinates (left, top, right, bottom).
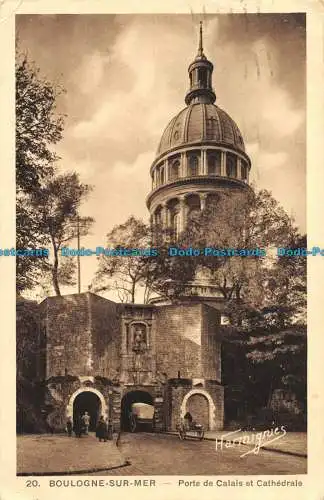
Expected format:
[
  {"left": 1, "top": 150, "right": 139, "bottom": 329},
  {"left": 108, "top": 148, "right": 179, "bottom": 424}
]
[{"left": 157, "top": 103, "right": 245, "bottom": 157}]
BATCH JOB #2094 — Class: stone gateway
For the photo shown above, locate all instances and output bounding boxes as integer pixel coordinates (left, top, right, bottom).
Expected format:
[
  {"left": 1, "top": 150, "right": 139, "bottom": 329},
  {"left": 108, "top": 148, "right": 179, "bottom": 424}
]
[{"left": 34, "top": 293, "right": 224, "bottom": 433}]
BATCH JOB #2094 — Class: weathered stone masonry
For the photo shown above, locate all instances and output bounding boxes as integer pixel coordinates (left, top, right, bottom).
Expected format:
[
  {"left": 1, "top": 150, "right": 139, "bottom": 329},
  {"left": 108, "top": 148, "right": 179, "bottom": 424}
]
[{"left": 27, "top": 291, "right": 225, "bottom": 432}]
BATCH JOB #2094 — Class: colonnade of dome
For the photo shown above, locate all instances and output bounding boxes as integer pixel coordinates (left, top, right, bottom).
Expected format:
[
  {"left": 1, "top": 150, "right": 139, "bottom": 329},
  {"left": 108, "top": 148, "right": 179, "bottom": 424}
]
[
  {"left": 151, "top": 192, "right": 217, "bottom": 237},
  {"left": 151, "top": 146, "right": 249, "bottom": 191}
]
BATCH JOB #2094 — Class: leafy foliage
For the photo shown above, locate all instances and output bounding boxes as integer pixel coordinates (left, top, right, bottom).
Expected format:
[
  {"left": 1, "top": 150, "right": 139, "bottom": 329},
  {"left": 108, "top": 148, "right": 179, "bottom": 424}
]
[
  {"left": 16, "top": 49, "right": 65, "bottom": 292},
  {"left": 16, "top": 49, "right": 94, "bottom": 295},
  {"left": 16, "top": 52, "right": 64, "bottom": 193},
  {"left": 31, "top": 172, "right": 94, "bottom": 295},
  {"left": 92, "top": 217, "right": 151, "bottom": 303}
]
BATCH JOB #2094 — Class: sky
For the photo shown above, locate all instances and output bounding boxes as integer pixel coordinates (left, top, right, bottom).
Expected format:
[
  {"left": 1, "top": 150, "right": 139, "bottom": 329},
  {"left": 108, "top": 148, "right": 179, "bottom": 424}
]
[{"left": 16, "top": 14, "right": 306, "bottom": 300}]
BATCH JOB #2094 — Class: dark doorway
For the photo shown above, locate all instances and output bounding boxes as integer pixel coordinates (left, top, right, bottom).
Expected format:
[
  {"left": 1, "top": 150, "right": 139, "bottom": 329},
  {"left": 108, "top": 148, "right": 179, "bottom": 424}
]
[
  {"left": 73, "top": 391, "right": 101, "bottom": 431},
  {"left": 187, "top": 393, "right": 209, "bottom": 430},
  {"left": 120, "top": 390, "right": 153, "bottom": 431}
]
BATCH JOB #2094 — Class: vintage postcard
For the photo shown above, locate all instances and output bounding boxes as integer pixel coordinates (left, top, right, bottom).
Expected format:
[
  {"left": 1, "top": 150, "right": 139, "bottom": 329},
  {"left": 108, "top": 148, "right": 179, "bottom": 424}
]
[{"left": 0, "top": 0, "right": 323, "bottom": 499}]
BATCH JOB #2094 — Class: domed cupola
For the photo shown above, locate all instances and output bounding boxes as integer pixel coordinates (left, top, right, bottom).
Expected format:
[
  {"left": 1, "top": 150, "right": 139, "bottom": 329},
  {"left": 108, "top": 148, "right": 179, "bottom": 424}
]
[{"left": 147, "top": 22, "right": 252, "bottom": 241}]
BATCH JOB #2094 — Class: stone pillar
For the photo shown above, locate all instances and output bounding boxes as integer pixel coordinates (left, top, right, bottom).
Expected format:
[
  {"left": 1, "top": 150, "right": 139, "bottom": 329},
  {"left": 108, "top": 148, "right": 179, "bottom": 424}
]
[
  {"left": 153, "top": 386, "right": 166, "bottom": 432},
  {"left": 181, "top": 152, "right": 187, "bottom": 177},
  {"left": 237, "top": 157, "right": 241, "bottom": 179},
  {"left": 165, "top": 159, "right": 169, "bottom": 182},
  {"left": 202, "top": 150, "right": 207, "bottom": 175},
  {"left": 200, "top": 193, "right": 207, "bottom": 211},
  {"left": 121, "top": 320, "right": 128, "bottom": 355},
  {"left": 179, "top": 196, "right": 187, "bottom": 232},
  {"left": 221, "top": 151, "right": 226, "bottom": 176},
  {"left": 111, "top": 388, "right": 122, "bottom": 433},
  {"left": 162, "top": 203, "right": 168, "bottom": 229}
]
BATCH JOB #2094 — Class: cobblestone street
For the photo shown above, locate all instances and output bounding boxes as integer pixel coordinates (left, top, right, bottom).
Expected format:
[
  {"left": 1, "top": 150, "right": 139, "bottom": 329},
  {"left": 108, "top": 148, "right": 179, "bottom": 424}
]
[
  {"left": 92, "top": 432, "right": 307, "bottom": 475},
  {"left": 17, "top": 433, "right": 125, "bottom": 475}
]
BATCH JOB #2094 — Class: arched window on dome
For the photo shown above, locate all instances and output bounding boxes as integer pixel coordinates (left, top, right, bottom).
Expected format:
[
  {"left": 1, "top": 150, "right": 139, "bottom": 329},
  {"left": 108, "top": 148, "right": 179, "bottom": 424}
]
[
  {"left": 188, "top": 154, "right": 199, "bottom": 176},
  {"left": 207, "top": 152, "right": 221, "bottom": 176},
  {"left": 241, "top": 162, "right": 248, "bottom": 181},
  {"left": 154, "top": 206, "right": 162, "bottom": 228},
  {"left": 170, "top": 160, "right": 180, "bottom": 181},
  {"left": 226, "top": 153, "right": 237, "bottom": 178}
]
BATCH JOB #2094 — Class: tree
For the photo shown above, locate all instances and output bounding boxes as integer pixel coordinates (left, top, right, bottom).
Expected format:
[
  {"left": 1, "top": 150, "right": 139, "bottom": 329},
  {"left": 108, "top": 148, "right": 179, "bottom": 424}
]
[
  {"left": 16, "top": 49, "right": 65, "bottom": 292},
  {"left": 31, "top": 172, "right": 94, "bottom": 296},
  {"left": 92, "top": 216, "right": 195, "bottom": 303},
  {"left": 241, "top": 233, "right": 307, "bottom": 411},
  {"left": 16, "top": 297, "right": 48, "bottom": 433},
  {"left": 92, "top": 217, "right": 152, "bottom": 303},
  {"left": 150, "top": 189, "right": 297, "bottom": 309},
  {"left": 16, "top": 50, "right": 64, "bottom": 193}
]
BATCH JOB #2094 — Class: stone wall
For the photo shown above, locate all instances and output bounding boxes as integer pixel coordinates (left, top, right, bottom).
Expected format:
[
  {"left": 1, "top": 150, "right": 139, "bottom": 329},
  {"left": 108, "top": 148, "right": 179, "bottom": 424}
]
[
  {"left": 201, "top": 304, "right": 222, "bottom": 382},
  {"left": 155, "top": 303, "right": 222, "bottom": 382},
  {"left": 21, "top": 293, "right": 224, "bottom": 432},
  {"left": 155, "top": 304, "right": 203, "bottom": 379},
  {"left": 88, "top": 293, "right": 121, "bottom": 380},
  {"left": 41, "top": 294, "right": 91, "bottom": 378},
  {"left": 17, "top": 297, "right": 43, "bottom": 381}
]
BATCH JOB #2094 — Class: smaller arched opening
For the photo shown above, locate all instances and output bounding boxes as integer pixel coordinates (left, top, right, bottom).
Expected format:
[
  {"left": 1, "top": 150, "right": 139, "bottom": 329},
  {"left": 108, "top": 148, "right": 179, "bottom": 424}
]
[
  {"left": 180, "top": 389, "right": 216, "bottom": 430},
  {"left": 153, "top": 205, "right": 163, "bottom": 228},
  {"left": 226, "top": 153, "right": 237, "bottom": 178},
  {"left": 207, "top": 151, "right": 221, "bottom": 176},
  {"left": 186, "top": 193, "right": 201, "bottom": 220},
  {"left": 170, "top": 159, "right": 180, "bottom": 181},
  {"left": 241, "top": 161, "right": 248, "bottom": 181},
  {"left": 68, "top": 388, "right": 107, "bottom": 432},
  {"left": 188, "top": 153, "right": 200, "bottom": 176},
  {"left": 167, "top": 198, "right": 180, "bottom": 239}
]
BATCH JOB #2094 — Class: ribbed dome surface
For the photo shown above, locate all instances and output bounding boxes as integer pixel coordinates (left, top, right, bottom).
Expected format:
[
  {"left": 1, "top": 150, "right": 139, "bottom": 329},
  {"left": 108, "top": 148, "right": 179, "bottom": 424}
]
[{"left": 157, "top": 103, "right": 245, "bottom": 156}]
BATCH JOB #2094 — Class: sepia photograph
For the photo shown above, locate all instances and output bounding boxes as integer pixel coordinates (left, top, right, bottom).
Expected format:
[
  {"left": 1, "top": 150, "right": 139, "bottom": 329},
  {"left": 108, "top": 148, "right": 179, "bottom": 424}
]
[{"left": 14, "top": 12, "right": 308, "bottom": 478}]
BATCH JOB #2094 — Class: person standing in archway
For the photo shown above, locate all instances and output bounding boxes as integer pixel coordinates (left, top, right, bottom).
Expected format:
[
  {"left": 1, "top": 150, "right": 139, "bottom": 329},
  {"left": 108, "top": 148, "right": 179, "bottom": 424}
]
[
  {"left": 73, "top": 415, "right": 82, "bottom": 438},
  {"left": 66, "top": 416, "right": 73, "bottom": 437},
  {"left": 96, "top": 416, "right": 108, "bottom": 442},
  {"left": 184, "top": 411, "right": 193, "bottom": 430},
  {"left": 81, "top": 411, "right": 90, "bottom": 435}
]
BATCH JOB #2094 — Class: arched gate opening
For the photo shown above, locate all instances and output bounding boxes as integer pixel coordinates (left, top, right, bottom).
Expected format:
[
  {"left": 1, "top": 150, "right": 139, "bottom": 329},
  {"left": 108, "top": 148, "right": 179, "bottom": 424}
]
[{"left": 120, "top": 390, "right": 153, "bottom": 432}]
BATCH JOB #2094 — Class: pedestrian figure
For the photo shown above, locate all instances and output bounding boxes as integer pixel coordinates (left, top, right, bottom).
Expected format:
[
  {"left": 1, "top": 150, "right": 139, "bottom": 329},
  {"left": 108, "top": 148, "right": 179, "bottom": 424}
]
[
  {"left": 73, "top": 416, "right": 83, "bottom": 438},
  {"left": 81, "top": 411, "right": 90, "bottom": 435},
  {"left": 96, "top": 415, "right": 108, "bottom": 442},
  {"left": 184, "top": 411, "right": 193, "bottom": 430},
  {"left": 66, "top": 416, "right": 73, "bottom": 437}
]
